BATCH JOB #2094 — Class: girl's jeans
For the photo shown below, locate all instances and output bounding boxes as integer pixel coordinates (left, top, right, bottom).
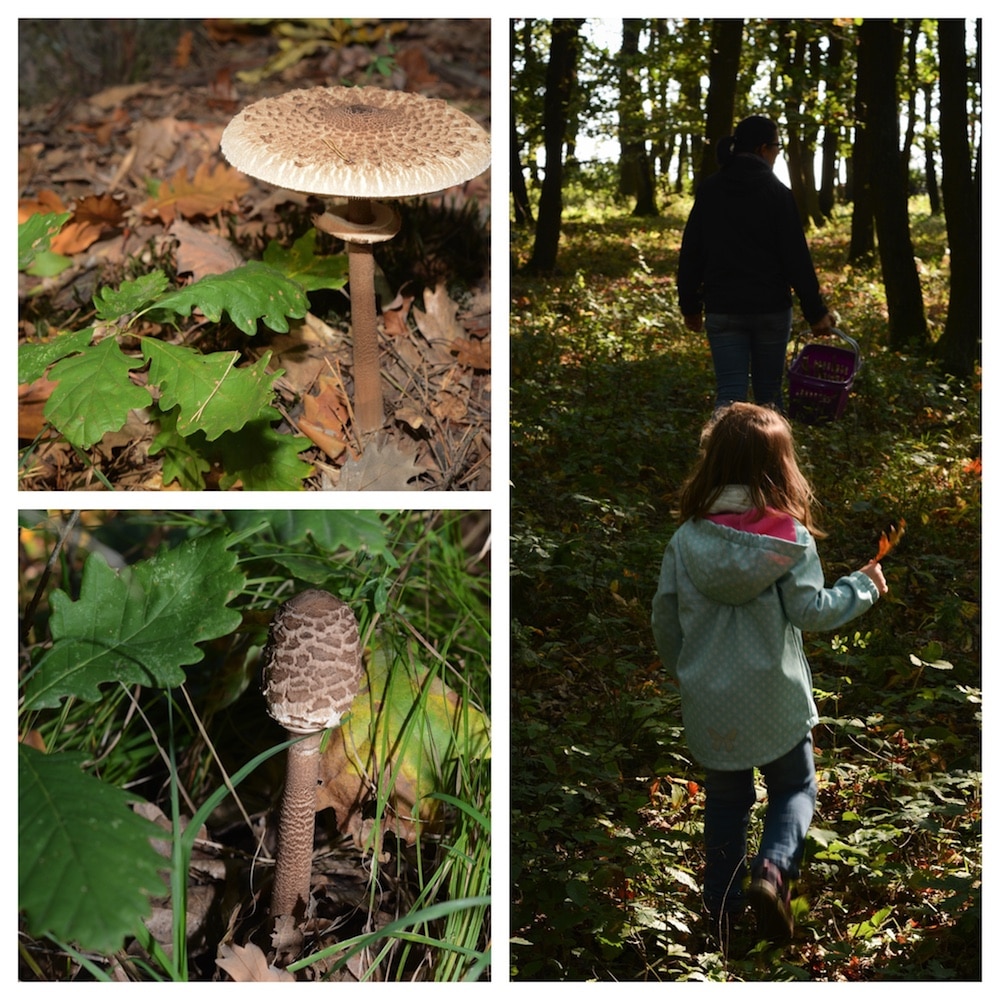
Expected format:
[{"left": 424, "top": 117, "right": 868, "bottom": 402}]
[
  {"left": 705, "top": 308, "right": 793, "bottom": 409},
  {"left": 701, "top": 732, "right": 818, "bottom": 917}
]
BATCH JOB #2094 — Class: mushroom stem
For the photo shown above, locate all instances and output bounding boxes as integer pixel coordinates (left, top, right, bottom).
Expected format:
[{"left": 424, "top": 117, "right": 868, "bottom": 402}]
[
  {"left": 270, "top": 731, "right": 324, "bottom": 920},
  {"left": 345, "top": 257, "right": 382, "bottom": 434},
  {"left": 346, "top": 197, "right": 383, "bottom": 435}
]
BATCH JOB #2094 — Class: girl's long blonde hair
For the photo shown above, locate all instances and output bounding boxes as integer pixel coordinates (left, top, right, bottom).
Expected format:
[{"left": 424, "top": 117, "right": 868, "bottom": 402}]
[{"left": 678, "top": 403, "right": 825, "bottom": 537}]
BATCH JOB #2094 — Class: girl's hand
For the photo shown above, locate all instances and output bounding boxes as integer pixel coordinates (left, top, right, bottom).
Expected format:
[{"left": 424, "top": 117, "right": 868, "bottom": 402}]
[{"left": 859, "top": 559, "right": 888, "bottom": 595}]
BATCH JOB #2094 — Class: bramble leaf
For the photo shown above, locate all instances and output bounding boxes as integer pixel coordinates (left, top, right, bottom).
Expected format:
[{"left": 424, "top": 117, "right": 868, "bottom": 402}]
[
  {"left": 23, "top": 532, "right": 245, "bottom": 709},
  {"left": 262, "top": 228, "right": 349, "bottom": 292},
  {"left": 18, "top": 744, "right": 165, "bottom": 953},
  {"left": 142, "top": 338, "right": 280, "bottom": 440},
  {"left": 44, "top": 336, "right": 150, "bottom": 448},
  {"left": 148, "top": 261, "right": 310, "bottom": 335}
]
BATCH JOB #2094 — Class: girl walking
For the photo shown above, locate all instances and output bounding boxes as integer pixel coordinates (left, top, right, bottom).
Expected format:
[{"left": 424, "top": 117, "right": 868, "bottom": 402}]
[{"left": 651, "top": 403, "right": 886, "bottom": 941}]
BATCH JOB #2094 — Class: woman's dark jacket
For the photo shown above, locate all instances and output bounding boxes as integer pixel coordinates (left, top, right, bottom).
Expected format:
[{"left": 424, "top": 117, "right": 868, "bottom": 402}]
[{"left": 677, "top": 154, "right": 827, "bottom": 323}]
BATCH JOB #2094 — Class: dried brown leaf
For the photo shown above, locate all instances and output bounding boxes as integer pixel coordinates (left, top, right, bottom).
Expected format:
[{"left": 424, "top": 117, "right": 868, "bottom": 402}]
[
  {"left": 140, "top": 161, "right": 250, "bottom": 225},
  {"left": 217, "top": 942, "right": 294, "bottom": 982},
  {"left": 875, "top": 519, "right": 906, "bottom": 561}
]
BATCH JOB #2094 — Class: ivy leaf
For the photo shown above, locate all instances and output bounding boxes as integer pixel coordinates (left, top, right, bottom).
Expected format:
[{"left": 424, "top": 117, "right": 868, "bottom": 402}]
[
  {"left": 23, "top": 532, "right": 245, "bottom": 710},
  {"left": 93, "top": 270, "right": 171, "bottom": 322},
  {"left": 18, "top": 745, "right": 165, "bottom": 954},
  {"left": 44, "top": 337, "right": 150, "bottom": 448},
  {"left": 263, "top": 228, "right": 349, "bottom": 292},
  {"left": 148, "top": 261, "right": 309, "bottom": 335},
  {"left": 18, "top": 327, "right": 95, "bottom": 384},
  {"left": 142, "top": 339, "right": 280, "bottom": 440}
]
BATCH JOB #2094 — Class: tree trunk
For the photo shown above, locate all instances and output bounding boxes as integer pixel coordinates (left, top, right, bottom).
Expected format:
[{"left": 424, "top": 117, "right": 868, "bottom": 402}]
[
  {"left": 934, "top": 18, "right": 981, "bottom": 375},
  {"left": 511, "top": 115, "right": 533, "bottom": 226},
  {"left": 525, "top": 19, "right": 584, "bottom": 275},
  {"left": 818, "top": 28, "right": 844, "bottom": 217},
  {"left": 696, "top": 19, "right": 743, "bottom": 186},
  {"left": 922, "top": 81, "right": 942, "bottom": 215},
  {"left": 848, "top": 25, "right": 876, "bottom": 261},
  {"left": 618, "top": 18, "right": 658, "bottom": 216},
  {"left": 860, "top": 18, "right": 928, "bottom": 349}
]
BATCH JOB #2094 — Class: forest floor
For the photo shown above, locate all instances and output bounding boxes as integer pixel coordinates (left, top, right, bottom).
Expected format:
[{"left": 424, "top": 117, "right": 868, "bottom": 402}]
[
  {"left": 509, "top": 183, "right": 981, "bottom": 981},
  {"left": 18, "top": 18, "right": 491, "bottom": 491}
]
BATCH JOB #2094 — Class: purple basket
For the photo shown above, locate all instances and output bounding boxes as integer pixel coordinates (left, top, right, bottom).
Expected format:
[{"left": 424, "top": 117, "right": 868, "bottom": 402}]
[{"left": 788, "top": 328, "right": 860, "bottom": 423}]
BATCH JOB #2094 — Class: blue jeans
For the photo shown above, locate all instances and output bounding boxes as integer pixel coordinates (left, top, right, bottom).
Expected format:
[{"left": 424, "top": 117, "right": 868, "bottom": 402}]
[
  {"left": 705, "top": 309, "right": 793, "bottom": 409},
  {"left": 701, "top": 733, "right": 818, "bottom": 917}
]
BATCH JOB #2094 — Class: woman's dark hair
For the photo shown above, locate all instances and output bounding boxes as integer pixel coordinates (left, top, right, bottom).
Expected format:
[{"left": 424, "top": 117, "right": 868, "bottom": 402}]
[
  {"left": 716, "top": 115, "right": 780, "bottom": 168},
  {"left": 678, "top": 402, "right": 826, "bottom": 537}
]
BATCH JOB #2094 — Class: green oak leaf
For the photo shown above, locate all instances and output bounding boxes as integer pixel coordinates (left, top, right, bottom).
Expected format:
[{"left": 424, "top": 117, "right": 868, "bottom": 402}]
[
  {"left": 18, "top": 745, "right": 165, "bottom": 954},
  {"left": 142, "top": 338, "right": 280, "bottom": 440},
  {"left": 223, "top": 510, "right": 394, "bottom": 583},
  {"left": 18, "top": 211, "right": 71, "bottom": 270},
  {"left": 18, "top": 327, "right": 96, "bottom": 385},
  {"left": 93, "top": 270, "right": 171, "bottom": 321},
  {"left": 148, "top": 409, "right": 213, "bottom": 489},
  {"left": 23, "top": 532, "right": 245, "bottom": 710},
  {"left": 148, "top": 261, "right": 309, "bottom": 335},
  {"left": 44, "top": 337, "right": 150, "bottom": 448},
  {"left": 214, "top": 418, "right": 314, "bottom": 490},
  {"left": 263, "top": 228, "right": 349, "bottom": 292}
]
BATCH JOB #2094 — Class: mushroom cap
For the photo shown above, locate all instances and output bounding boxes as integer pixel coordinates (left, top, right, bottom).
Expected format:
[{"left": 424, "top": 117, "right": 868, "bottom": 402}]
[
  {"left": 262, "top": 590, "right": 363, "bottom": 735},
  {"left": 221, "top": 85, "right": 491, "bottom": 199}
]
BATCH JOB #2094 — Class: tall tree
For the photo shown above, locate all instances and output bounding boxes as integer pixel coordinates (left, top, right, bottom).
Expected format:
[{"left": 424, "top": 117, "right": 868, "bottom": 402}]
[
  {"left": 777, "top": 21, "right": 825, "bottom": 228},
  {"left": 848, "top": 26, "right": 876, "bottom": 261},
  {"left": 525, "top": 19, "right": 584, "bottom": 275},
  {"left": 858, "top": 18, "right": 928, "bottom": 348},
  {"left": 935, "top": 18, "right": 981, "bottom": 375},
  {"left": 817, "top": 25, "right": 846, "bottom": 219},
  {"left": 696, "top": 19, "right": 743, "bottom": 186},
  {"left": 618, "top": 19, "right": 658, "bottom": 215}
]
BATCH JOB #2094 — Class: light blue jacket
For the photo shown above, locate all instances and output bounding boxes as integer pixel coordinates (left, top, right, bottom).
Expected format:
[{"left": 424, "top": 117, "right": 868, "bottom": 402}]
[{"left": 651, "top": 503, "right": 880, "bottom": 771}]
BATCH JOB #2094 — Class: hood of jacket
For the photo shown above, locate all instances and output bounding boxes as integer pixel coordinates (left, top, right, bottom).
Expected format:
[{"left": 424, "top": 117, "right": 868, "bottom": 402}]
[
  {"left": 712, "top": 152, "right": 778, "bottom": 193},
  {"left": 675, "top": 487, "right": 808, "bottom": 605}
]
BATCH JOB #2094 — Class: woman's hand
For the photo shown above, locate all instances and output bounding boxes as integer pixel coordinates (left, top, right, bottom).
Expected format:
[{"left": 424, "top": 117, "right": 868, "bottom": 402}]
[
  {"left": 810, "top": 312, "right": 834, "bottom": 333},
  {"left": 859, "top": 559, "right": 888, "bottom": 595},
  {"left": 683, "top": 313, "right": 704, "bottom": 332}
]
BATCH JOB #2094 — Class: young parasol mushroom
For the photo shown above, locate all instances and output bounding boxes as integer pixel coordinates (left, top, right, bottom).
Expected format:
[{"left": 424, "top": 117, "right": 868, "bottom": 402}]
[
  {"left": 261, "top": 589, "right": 363, "bottom": 921},
  {"left": 221, "top": 86, "right": 491, "bottom": 434}
]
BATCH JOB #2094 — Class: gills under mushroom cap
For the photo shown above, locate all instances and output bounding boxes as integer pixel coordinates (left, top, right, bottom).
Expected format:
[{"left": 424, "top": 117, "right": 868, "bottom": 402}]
[
  {"left": 221, "top": 85, "right": 491, "bottom": 199},
  {"left": 262, "top": 590, "right": 362, "bottom": 735}
]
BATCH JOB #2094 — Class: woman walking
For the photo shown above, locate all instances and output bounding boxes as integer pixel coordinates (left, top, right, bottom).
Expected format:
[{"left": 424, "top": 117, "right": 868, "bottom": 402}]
[{"left": 678, "top": 116, "right": 834, "bottom": 409}]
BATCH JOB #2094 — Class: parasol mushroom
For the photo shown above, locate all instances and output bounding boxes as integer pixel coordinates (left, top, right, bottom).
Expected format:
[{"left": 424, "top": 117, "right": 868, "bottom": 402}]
[
  {"left": 221, "top": 86, "right": 491, "bottom": 434},
  {"left": 261, "top": 589, "right": 362, "bottom": 921}
]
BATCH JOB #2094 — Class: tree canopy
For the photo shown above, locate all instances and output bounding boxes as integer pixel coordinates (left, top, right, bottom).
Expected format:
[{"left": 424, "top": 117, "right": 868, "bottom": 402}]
[{"left": 512, "top": 18, "right": 980, "bottom": 374}]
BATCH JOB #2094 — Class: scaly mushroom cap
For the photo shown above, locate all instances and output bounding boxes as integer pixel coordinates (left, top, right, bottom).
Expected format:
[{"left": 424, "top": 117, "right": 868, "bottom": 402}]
[
  {"left": 262, "top": 590, "right": 362, "bottom": 735},
  {"left": 221, "top": 85, "right": 491, "bottom": 199}
]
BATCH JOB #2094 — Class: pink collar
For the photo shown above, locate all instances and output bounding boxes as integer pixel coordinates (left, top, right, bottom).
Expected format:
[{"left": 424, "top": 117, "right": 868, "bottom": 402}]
[{"left": 704, "top": 508, "right": 798, "bottom": 541}]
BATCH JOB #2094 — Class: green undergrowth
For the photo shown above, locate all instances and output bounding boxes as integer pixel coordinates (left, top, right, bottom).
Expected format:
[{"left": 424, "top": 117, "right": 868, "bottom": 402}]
[
  {"left": 19, "top": 509, "right": 491, "bottom": 981},
  {"left": 510, "top": 190, "right": 980, "bottom": 981}
]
